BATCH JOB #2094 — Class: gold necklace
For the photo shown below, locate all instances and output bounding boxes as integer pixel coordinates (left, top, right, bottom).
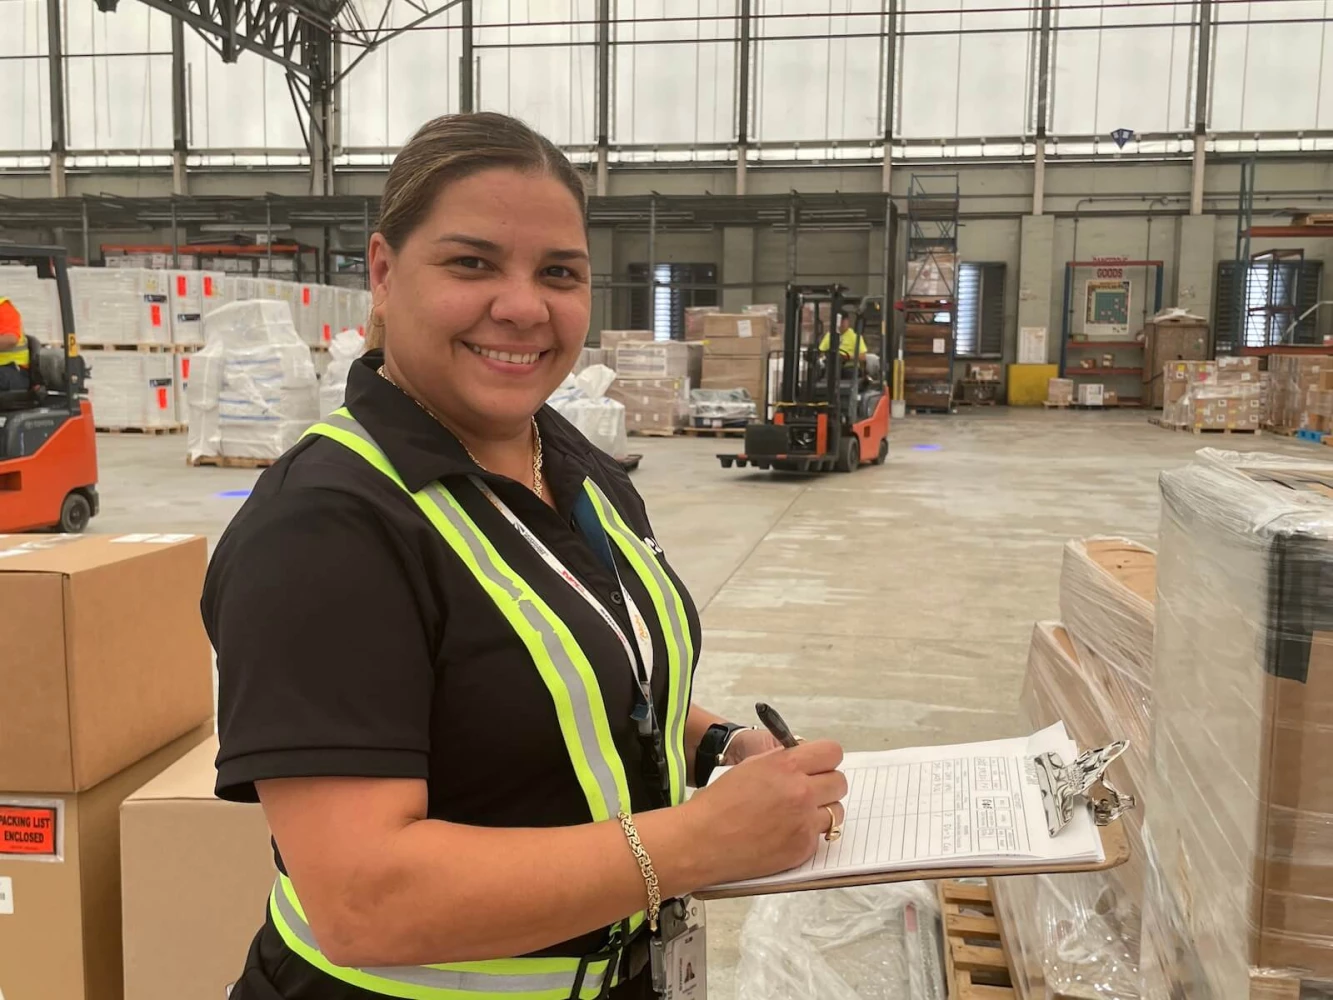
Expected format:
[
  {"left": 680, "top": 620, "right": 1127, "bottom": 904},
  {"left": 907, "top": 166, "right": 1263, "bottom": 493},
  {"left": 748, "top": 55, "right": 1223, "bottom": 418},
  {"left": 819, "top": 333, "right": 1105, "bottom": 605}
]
[{"left": 377, "top": 364, "right": 544, "bottom": 501}]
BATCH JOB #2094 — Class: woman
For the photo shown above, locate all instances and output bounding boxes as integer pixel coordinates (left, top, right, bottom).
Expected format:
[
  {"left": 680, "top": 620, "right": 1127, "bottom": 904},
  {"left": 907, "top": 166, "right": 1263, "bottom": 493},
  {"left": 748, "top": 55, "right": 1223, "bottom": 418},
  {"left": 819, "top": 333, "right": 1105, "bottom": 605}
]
[{"left": 206, "top": 111, "right": 847, "bottom": 1000}]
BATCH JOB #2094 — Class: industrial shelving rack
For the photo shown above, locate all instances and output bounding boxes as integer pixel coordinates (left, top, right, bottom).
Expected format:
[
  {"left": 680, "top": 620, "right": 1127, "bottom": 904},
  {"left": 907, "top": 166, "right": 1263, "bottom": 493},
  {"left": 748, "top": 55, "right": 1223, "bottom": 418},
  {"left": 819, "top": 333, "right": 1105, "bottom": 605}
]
[{"left": 902, "top": 174, "right": 960, "bottom": 414}]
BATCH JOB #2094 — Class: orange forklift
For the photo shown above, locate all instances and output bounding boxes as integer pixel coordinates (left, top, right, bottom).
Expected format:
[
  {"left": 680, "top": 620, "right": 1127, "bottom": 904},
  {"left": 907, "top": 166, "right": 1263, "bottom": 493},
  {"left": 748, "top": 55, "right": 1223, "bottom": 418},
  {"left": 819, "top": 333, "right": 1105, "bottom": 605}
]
[
  {"left": 718, "top": 283, "right": 890, "bottom": 473},
  {"left": 0, "top": 244, "right": 99, "bottom": 532}
]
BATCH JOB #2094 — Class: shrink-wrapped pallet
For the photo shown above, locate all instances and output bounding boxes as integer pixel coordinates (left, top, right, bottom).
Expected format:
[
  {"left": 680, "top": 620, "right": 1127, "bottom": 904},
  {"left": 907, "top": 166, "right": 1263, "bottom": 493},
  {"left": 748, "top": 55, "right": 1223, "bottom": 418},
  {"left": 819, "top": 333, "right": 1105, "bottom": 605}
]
[{"left": 85, "top": 350, "right": 177, "bottom": 429}]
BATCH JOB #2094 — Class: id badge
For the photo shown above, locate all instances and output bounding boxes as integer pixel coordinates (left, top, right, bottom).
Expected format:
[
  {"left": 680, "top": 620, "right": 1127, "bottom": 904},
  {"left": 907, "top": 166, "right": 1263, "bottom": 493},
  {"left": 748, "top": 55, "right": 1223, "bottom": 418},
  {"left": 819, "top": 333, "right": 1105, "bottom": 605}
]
[{"left": 659, "top": 897, "right": 706, "bottom": 1000}]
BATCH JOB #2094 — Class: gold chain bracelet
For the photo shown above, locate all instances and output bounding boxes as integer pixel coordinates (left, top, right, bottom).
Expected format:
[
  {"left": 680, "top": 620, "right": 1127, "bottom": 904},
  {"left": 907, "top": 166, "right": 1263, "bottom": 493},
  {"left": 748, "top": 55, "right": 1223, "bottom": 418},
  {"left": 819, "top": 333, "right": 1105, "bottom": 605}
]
[{"left": 617, "top": 810, "right": 662, "bottom": 931}]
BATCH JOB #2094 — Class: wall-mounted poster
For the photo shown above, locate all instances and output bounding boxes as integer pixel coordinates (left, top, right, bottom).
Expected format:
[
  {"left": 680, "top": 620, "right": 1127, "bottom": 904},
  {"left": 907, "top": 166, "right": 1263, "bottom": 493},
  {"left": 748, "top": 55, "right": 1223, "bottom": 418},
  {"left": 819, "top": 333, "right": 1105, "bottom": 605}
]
[{"left": 1084, "top": 279, "right": 1131, "bottom": 334}]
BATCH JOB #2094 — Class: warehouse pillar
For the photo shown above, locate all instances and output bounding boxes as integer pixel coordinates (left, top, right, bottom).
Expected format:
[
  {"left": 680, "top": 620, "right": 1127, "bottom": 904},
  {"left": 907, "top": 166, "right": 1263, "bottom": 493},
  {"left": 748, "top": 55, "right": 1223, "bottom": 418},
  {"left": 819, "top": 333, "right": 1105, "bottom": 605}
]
[
  {"left": 1190, "top": 0, "right": 1212, "bottom": 216},
  {"left": 735, "top": 0, "right": 751, "bottom": 196},
  {"left": 881, "top": 0, "right": 897, "bottom": 195},
  {"left": 1032, "top": 0, "right": 1052, "bottom": 216},
  {"left": 1176, "top": 216, "right": 1216, "bottom": 317},
  {"left": 307, "top": 27, "right": 336, "bottom": 197},
  {"left": 589, "top": 227, "right": 614, "bottom": 333},
  {"left": 1017, "top": 215, "right": 1056, "bottom": 361},
  {"left": 595, "top": 0, "right": 610, "bottom": 196},
  {"left": 46, "top": 0, "right": 67, "bottom": 198},
  {"left": 171, "top": 17, "right": 189, "bottom": 195},
  {"left": 722, "top": 228, "right": 755, "bottom": 312},
  {"left": 459, "top": 0, "right": 474, "bottom": 113}
]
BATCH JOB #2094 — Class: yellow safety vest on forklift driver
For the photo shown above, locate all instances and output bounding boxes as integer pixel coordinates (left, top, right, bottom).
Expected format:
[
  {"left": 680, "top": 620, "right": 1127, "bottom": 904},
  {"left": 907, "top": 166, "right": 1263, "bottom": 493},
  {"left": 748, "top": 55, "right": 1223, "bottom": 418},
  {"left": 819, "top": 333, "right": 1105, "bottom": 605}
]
[
  {"left": 269, "top": 408, "right": 694, "bottom": 1000},
  {"left": 0, "top": 297, "right": 29, "bottom": 368}
]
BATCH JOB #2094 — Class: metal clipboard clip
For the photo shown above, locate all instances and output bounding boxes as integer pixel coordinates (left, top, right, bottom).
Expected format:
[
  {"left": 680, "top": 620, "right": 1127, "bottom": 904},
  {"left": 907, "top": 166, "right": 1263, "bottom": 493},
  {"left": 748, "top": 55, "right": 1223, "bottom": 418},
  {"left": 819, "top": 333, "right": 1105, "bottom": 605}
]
[{"left": 1033, "top": 740, "right": 1136, "bottom": 838}]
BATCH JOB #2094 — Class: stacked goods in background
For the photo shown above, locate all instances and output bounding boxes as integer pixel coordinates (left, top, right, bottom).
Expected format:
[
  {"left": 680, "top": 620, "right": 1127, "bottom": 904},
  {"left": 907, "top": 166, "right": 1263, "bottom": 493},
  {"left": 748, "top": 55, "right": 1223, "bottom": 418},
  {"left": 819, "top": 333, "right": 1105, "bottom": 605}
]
[
  {"left": 1141, "top": 450, "right": 1333, "bottom": 998},
  {"left": 547, "top": 364, "right": 627, "bottom": 459},
  {"left": 684, "top": 306, "right": 720, "bottom": 341},
  {"left": 83, "top": 351, "right": 178, "bottom": 431},
  {"left": 992, "top": 537, "right": 1155, "bottom": 1000},
  {"left": 600, "top": 329, "right": 653, "bottom": 352},
  {"left": 1303, "top": 370, "right": 1333, "bottom": 433},
  {"left": 1141, "top": 310, "right": 1209, "bottom": 408},
  {"left": 1265, "top": 354, "right": 1333, "bottom": 432},
  {"left": 696, "top": 312, "right": 774, "bottom": 403},
  {"left": 689, "top": 388, "right": 757, "bottom": 428},
  {"left": 318, "top": 329, "right": 367, "bottom": 418},
  {"left": 186, "top": 301, "right": 320, "bottom": 463},
  {"left": 574, "top": 347, "right": 613, "bottom": 374},
  {"left": 1047, "top": 377, "right": 1074, "bottom": 406},
  {"left": 166, "top": 270, "right": 225, "bottom": 347},
  {"left": 0, "top": 264, "right": 62, "bottom": 342},
  {"left": 902, "top": 254, "right": 957, "bottom": 412},
  {"left": 70, "top": 268, "right": 173, "bottom": 346},
  {"left": 0, "top": 534, "right": 215, "bottom": 1000},
  {"left": 1160, "top": 358, "right": 1262, "bottom": 431},
  {"left": 742, "top": 303, "right": 779, "bottom": 329},
  {"left": 121, "top": 737, "right": 277, "bottom": 1000},
  {"left": 609, "top": 340, "right": 700, "bottom": 435}
]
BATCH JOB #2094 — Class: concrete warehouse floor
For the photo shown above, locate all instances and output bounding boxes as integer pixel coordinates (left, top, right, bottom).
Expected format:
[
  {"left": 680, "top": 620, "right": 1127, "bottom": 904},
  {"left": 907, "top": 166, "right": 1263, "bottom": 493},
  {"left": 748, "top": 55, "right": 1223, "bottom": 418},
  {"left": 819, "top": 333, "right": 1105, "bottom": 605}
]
[{"left": 94, "top": 409, "right": 1317, "bottom": 996}]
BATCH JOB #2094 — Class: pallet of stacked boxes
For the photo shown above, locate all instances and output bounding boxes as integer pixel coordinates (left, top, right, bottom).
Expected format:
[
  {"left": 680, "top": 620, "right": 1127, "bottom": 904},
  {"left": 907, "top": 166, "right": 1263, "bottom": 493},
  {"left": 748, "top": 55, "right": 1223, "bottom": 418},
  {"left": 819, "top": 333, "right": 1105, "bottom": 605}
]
[
  {"left": 1158, "top": 357, "right": 1262, "bottom": 434},
  {"left": 1141, "top": 450, "right": 1333, "bottom": 998},
  {"left": 683, "top": 307, "right": 719, "bottom": 342},
  {"left": 610, "top": 341, "right": 700, "bottom": 436},
  {"left": 167, "top": 270, "right": 225, "bottom": 348},
  {"left": 84, "top": 349, "right": 182, "bottom": 435},
  {"left": 694, "top": 312, "right": 773, "bottom": 404},
  {"left": 185, "top": 300, "right": 319, "bottom": 468},
  {"left": 70, "top": 267, "right": 173, "bottom": 347},
  {"left": 1265, "top": 353, "right": 1333, "bottom": 434},
  {"left": 0, "top": 264, "right": 62, "bottom": 343},
  {"left": 600, "top": 329, "right": 653, "bottom": 352},
  {"left": 991, "top": 537, "right": 1155, "bottom": 1000}
]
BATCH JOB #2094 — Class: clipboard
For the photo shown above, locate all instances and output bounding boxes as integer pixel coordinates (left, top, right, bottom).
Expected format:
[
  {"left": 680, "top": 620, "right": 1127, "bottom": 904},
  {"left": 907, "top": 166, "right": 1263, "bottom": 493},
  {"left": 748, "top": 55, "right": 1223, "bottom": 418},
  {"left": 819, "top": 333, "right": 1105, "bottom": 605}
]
[{"left": 695, "top": 818, "right": 1129, "bottom": 901}]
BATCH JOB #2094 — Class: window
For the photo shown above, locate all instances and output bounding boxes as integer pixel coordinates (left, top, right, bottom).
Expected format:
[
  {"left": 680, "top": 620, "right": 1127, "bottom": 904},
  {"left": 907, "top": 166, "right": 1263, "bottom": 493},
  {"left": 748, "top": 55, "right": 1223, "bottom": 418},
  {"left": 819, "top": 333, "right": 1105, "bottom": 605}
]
[
  {"left": 954, "top": 262, "right": 1006, "bottom": 358},
  {"left": 1214, "top": 259, "right": 1324, "bottom": 353},
  {"left": 627, "top": 263, "right": 719, "bottom": 340}
]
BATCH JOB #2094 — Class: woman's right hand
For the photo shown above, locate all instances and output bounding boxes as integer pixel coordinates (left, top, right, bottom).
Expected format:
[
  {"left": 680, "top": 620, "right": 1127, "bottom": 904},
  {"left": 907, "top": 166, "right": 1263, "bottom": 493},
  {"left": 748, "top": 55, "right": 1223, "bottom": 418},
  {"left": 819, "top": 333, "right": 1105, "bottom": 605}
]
[{"left": 686, "top": 739, "right": 847, "bottom": 885}]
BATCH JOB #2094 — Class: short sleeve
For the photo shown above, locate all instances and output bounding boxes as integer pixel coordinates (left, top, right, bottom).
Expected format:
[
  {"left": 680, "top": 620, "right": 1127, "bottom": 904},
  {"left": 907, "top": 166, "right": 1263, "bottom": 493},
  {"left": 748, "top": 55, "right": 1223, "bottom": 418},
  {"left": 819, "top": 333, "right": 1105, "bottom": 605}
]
[{"left": 205, "top": 488, "right": 436, "bottom": 802}]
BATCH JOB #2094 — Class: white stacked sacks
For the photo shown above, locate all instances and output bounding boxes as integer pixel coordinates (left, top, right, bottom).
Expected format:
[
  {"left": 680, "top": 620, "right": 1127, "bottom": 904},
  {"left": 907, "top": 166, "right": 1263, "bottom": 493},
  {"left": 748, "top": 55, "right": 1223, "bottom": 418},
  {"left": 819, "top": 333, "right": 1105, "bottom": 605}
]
[
  {"left": 168, "top": 271, "right": 225, "bottom": 347},
  {"left": 0, "top": 265, "right": 62, "bottom": 342},
  {"left": 70, "top": 267, "right": 173, "bottom": 345},
  {"left": 547, "top": 366, "right": 627, "bottom": 459},
  {"left": 187, "top": 301, "right": 319, "bottom": 462},
  {"left": 319, "top": 330, "right": 366, "bottom": 418},
  {"left": 334, "top": 287, "right": 371, "bottom": 338},
  {"left": 85, "top": 350, "right": 178, "bottom": 430},
  {"left": 291, "top": 282, "right": 330, "bottom": 347}
]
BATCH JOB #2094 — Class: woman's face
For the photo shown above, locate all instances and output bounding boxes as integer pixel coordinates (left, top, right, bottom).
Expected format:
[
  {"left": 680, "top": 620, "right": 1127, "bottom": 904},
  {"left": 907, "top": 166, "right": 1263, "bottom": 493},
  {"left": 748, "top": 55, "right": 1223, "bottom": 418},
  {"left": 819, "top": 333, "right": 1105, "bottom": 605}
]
[{"left": 369, "top": 166, "right": 590, "bottom": 437}]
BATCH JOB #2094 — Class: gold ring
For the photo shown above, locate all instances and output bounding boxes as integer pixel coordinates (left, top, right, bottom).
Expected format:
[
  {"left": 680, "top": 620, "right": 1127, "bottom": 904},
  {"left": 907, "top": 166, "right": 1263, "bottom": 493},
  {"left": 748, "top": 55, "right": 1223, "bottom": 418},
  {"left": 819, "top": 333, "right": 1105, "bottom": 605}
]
[{"left": 824, "top": 805, "right": 843, "bottom": 842}]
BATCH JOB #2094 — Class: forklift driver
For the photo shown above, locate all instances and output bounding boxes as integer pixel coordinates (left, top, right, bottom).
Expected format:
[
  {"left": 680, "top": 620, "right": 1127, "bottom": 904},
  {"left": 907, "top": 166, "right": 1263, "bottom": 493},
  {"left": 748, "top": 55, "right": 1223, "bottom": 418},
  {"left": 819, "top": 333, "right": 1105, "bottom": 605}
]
[
  {"left": 0, "top": 297, "right": 43, "bottom": 399},
  {"left": 818, "top": 310, "right": 868, "bottom": 365}
]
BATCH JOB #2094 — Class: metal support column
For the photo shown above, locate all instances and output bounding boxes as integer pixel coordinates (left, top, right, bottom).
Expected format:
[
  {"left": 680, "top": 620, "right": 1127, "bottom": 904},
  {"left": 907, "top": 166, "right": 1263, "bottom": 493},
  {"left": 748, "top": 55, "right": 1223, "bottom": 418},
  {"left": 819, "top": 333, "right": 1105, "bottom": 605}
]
[
  {"left": 459, "top": 0, "right": 474, "bottom": 113},
  {"left": 171, "top": 17, "right": 189, "bottom": 194},
  {"left": 735, "top": 0, "right": 752, "bottom": 196},
  {"left": 1190, "top": 0, "right": 1212, "bottom": 216},
  {"left": 81, "top": 198, "right": 90, "bottom": 265},
  {"left": 46, "top": 0, "right": 67, "bottom": 198},
  {"left": 882, "top": 0, "right": 897, "bottom": 195},
  {"left": 646, "top": 197, "right": 657, "bottom": 332},
  {"left": 363, "top": 197, "right": 372, "bottom": 290},
  {"left": 171, "top": 199, "right": 180, "bottom": 267},
  {"left": 304, "top": 26, "right": 336, "bottom": 196},
  {"left": 786, "top": 196, "right": 799, "bottom": 283},
  {"left": 265, "top": 199, "right": 273, "bottom": 275},
  {"left": 595, "top": 0, "right": 610, "bottom": 196},
  {"left": 1033, "top": 0, "right": 1052, "bottom": 215}
]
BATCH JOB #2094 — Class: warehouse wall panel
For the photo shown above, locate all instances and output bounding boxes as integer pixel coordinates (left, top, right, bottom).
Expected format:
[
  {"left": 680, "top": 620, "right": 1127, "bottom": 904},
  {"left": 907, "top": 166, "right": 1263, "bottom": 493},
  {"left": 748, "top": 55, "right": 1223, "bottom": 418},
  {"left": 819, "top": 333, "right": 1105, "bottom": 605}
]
[{"left": 1211, "top": 2, "right": 1333, "bottom": 131}]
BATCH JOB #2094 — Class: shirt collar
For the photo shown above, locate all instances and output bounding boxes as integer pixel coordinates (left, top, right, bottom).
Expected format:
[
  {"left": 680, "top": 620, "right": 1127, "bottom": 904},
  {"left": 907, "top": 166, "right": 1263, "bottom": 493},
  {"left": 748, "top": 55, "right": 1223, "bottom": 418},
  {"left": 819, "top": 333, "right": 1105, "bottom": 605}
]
[{"left": 343, "top": 352, "right": 598, "bottom": 497}]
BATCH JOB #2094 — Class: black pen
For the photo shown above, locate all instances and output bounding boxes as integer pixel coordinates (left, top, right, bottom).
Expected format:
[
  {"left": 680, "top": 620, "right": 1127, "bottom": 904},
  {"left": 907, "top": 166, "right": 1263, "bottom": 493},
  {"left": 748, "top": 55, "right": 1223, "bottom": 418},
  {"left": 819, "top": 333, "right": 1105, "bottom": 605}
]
[{"left": 755, "top": 702, "right": 801, "bottom": 749}]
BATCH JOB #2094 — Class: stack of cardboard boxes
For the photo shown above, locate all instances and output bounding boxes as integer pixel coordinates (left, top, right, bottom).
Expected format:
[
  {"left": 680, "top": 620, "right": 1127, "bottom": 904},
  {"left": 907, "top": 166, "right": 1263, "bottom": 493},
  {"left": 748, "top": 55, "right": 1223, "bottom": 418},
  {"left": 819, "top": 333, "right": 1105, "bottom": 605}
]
[
  {"left": 600, "top": 331, "right": 701, "bottom": 436},
  {"left": 0, "top": 534, "right": 218, "bottom": 1000},
  {"left": 1265, "top": 354, "right": 1333, "bottom": 432},
  {"left": 693, "top": 312, "right": 774, "bottom": 404},
  {"left": 1161, "top": 357, "right": 1262, "bottom": 431}
]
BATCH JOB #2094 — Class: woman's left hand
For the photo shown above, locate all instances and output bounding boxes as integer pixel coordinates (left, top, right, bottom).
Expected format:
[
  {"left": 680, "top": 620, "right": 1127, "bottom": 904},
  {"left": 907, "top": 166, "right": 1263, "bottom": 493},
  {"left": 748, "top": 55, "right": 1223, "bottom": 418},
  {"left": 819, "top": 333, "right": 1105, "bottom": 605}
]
[{"left": 722, "top": 727, "right": 785, "bottom": 765}]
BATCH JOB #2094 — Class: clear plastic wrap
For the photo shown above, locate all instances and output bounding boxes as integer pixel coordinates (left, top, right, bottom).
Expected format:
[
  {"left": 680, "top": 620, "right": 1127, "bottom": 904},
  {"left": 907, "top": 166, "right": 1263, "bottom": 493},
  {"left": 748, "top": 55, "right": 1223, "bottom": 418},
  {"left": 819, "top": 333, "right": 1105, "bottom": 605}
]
[
  {"left": 573, "top": 347, "right": 613, "bottom": 374},
  {"left": 319, "top": 329, "right": 366, "bottom": 418},
  {"left": 187, "top": 300, "right": 319, "bottom": 461},
  {"left": 1266, "top": 354, "right": 1332, "bottom": 431},
  {"left": 546, "top": 365, "right": 628, "bottom": 459},
  {"left": 69, "top": 267, "right": 172, "bottom": 344},
  {"left": 167, "top": 270, "right": 223, "bottom": 346},
  {"left": 613, "top": 342, "right": 694, "bottom": 380},
  {"left": 1162, "top": 379, "right": 1262, "bottom": 431},
  {"left": 606, "top": 377, "right": 688, "bottom": 434},
  {"left": 736, "top": 882, "right": 945, "bottom": 1000},
  {"left": 688, "top": 387, "right": 756, "bottom": 425},
  {"left": 84, "top": 350, "right": 177, "bottom": 428},
  {"left": 1140, "top": 449, "right": 1333, "bottom": 999}
]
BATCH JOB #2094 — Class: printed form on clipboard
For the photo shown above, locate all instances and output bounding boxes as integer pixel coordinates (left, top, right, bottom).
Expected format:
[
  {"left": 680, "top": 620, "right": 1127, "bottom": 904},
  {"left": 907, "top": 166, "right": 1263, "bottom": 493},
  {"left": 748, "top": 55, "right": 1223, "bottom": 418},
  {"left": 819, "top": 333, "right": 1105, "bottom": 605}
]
[{"left": 701, "top": 722, "right": 1131, "bottom": 896}]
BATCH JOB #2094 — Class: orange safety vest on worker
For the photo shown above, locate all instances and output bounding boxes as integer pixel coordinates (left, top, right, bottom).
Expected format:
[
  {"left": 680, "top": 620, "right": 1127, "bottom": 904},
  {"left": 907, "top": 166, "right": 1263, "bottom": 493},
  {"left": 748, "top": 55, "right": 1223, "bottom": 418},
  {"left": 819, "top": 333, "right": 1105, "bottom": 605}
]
[{"left": 0, "top": 297, "right": 29, "bottom": 368}]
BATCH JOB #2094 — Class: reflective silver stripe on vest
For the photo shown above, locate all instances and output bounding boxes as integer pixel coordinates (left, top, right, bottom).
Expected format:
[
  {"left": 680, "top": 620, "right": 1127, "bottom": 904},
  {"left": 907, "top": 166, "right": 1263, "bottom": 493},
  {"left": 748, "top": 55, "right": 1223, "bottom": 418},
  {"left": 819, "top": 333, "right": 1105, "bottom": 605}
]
[
  {"left": 270, "top": 879, "right": 612, "bottom": 995},
  {"left": 584, "top": 481, "right": 694, "bottom": 801},
  {"left": 319, "top": 411, "right": 626, "bottom": 820}
]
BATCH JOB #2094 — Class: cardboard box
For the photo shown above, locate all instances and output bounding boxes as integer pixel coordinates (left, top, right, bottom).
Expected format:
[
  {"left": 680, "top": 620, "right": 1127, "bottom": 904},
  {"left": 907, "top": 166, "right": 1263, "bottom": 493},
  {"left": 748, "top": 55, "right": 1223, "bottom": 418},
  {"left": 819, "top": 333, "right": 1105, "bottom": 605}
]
[
  {"left": 1164, "top": 360, "right": 1216, "bottom": 383},
  {"left": 606, "top": 378, "right": 689, "bottom": 434},
  {"left": 598, "top": 329, "right": 653, "bottom": 352},
  {"left": 0, "top": 723, "right": 213, "bottom": 1000},
  {"left": 700, "top": 313, "right": 773, "bottom": 343},
  {"left": 1216, "top": 355, "right": 1261, "bottom": 383},
  {"left": 121, "top": 736, "right": 276, "bottom": 1000},
  {"left": 614, "top": 342, "right": 693, "bottom": 380},
  {"left": 966, "top": 363, "right": 1001, "bottom": 382},
  {"left": 1077, "top": 383, "right": 1105, "bottom": 406},
  {"left": 702, "top": 335, "right": 772, "bottom": 359},
  {"left": 1143, "top": 316, "right": 1209, "bottom": 407},
  {"left": 683, "top": 307, "right": 720, "bottom": 341},
  {"left": 0, "top": 534, "right": 214, "bottom": 793},
  {"left": 1047, "top": 378, "right": 1074, "bottom": 405}
]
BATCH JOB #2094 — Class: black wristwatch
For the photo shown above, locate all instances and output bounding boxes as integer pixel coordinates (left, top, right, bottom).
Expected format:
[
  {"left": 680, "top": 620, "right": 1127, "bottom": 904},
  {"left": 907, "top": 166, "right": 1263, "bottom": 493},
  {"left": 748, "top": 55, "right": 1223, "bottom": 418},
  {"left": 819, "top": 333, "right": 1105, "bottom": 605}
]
[{"left": 695, "top": 722, "right": 751, "bottom": 787}]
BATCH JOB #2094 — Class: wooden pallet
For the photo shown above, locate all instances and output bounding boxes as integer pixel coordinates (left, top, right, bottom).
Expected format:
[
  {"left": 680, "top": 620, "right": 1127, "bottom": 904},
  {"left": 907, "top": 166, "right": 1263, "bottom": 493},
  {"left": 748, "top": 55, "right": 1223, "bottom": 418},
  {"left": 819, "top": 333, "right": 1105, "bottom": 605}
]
[
  {"left": 96, "top": 423, "right": 185, "bottom": 435},
  {"left": 940, "top": 880, "right": 1017, "bottom": 1000},
  {"left": 627, "top": 428, "right": 679, "bottom": 438},
  {"left": 1148, "top": 417, "right": 1261, "bottom": 435},
  {"left": 682, "top": 425, "right": 745, "bottom": 438},
  {"left": 187, "top": 454, "right": 276, "bottom": 469}
]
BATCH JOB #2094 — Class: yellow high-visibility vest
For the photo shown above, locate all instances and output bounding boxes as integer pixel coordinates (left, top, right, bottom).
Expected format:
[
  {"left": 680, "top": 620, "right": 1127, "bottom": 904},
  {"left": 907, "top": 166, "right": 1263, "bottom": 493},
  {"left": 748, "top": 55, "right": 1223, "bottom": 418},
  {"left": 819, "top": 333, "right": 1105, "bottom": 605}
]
[
  {"left": 266, "top": 408, "right": 695, "bottom": 1000},
  {"left": 817, "top": 327, "right": 866, "bottom": 360},
  {"left": 0, "top": 297, "right": 29, "bottom": 368}
]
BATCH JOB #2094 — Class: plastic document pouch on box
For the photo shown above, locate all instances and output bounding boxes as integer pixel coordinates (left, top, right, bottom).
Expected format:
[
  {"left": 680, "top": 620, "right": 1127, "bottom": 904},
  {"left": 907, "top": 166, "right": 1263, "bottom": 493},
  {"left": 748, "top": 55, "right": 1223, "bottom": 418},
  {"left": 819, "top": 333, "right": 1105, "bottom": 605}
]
[{"left": 698, "top": 723, "right": 1133, "bottom": 900}]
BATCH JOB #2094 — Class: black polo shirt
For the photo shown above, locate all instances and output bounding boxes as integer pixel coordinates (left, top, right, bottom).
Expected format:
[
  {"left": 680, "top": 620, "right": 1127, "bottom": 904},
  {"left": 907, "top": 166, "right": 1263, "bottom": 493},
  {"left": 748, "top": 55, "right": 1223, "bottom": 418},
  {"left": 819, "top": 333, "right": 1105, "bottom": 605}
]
[{"left": 205, "top": 352, "right": 701, "bottom": 1000}]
